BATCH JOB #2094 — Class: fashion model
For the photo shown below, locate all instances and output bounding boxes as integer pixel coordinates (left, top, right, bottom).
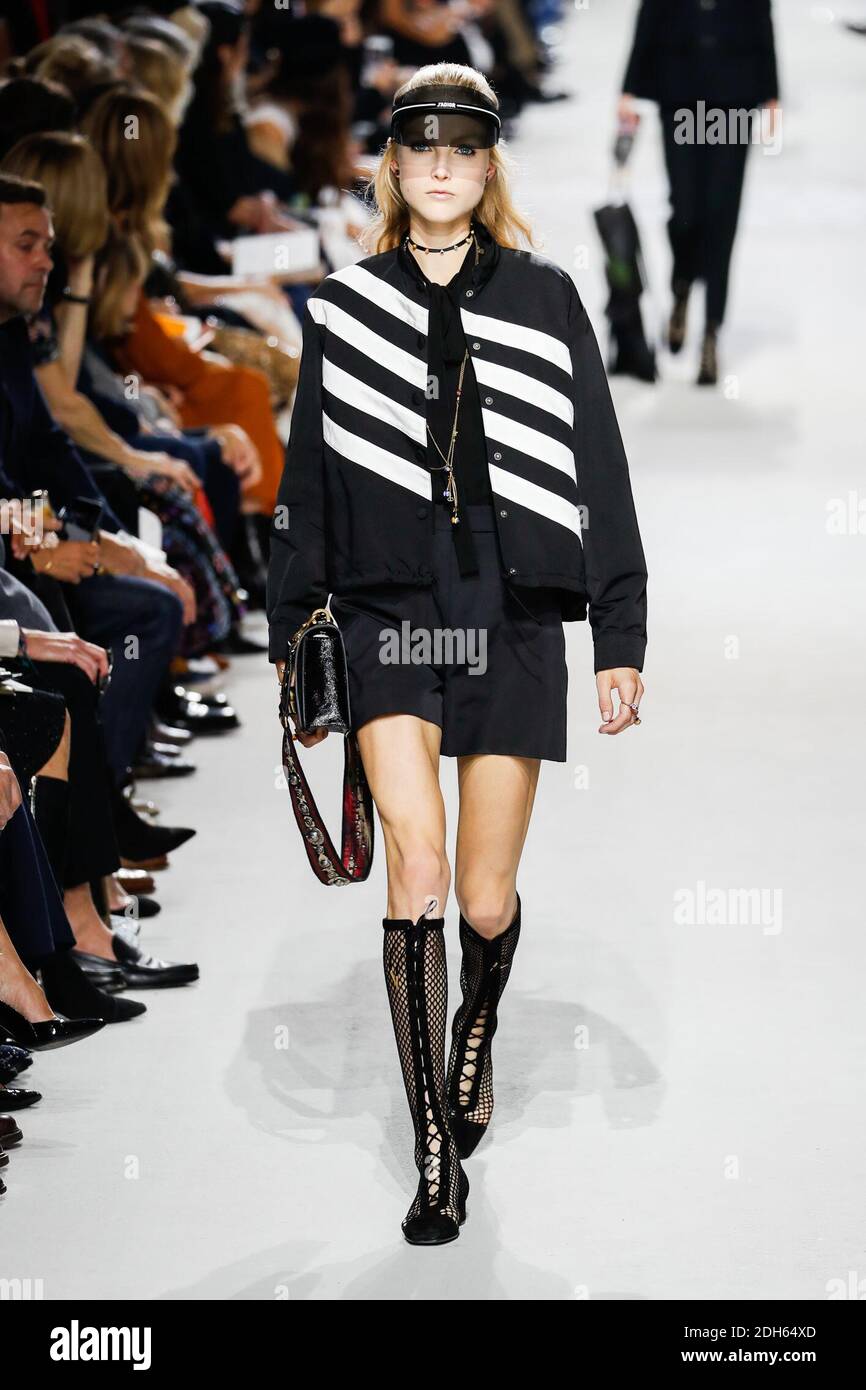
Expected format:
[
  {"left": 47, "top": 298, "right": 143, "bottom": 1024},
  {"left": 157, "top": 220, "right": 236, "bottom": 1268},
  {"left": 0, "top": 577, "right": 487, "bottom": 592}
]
[
  {"left": 619, "top": 0, "right": 780, "bottom": 384},
  {"left": 267, "top": 63, "right": 648, "bottom": 1246}
]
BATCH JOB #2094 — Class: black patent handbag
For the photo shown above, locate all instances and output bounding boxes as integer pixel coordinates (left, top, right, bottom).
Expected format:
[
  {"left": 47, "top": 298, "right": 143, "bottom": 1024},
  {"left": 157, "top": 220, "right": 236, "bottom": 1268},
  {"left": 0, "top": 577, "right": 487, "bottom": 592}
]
[{"left": 278, "top": 603, "right": 374, "bottom": 886}]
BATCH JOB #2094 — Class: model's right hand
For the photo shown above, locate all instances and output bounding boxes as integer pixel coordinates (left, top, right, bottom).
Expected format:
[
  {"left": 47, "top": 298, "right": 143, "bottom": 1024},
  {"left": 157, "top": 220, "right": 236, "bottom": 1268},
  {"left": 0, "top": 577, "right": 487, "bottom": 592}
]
[{"left": 275, "top": 663, "right": 329, "bottom": 748}]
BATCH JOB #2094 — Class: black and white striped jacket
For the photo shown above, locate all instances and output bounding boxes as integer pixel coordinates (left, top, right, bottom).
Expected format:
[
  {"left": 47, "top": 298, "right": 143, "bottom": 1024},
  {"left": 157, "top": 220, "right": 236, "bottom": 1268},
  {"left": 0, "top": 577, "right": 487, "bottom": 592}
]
[{"left": 267, "top": 224, "right": 648, "bottom": 672}]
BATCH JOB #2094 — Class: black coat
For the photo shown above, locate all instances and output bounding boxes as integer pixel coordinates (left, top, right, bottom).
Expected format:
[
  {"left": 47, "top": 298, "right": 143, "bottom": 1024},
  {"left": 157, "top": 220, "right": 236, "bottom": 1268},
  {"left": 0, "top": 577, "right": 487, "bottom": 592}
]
[
  {"left": 0, "top": 317, "right": 121, "bottom": 530},
  {"left": 266, "top": 224, "right": 648, "bottom": 673},
  {"left": 623, "top": 0, "right": 779, "bottom": 109}
]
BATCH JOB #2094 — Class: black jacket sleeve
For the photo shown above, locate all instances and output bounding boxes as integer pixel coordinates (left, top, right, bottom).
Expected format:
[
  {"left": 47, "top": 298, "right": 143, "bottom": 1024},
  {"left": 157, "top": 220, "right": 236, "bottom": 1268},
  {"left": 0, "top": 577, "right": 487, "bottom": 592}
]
[
  {"left": 622, "top": 0, "right": 660, "bottom": 100},
  {"left": 566, "top": 278, "right": 648, "bottom": 673},
  {"left": 266, "top": 298, "right": 329, "bottom": 662}
]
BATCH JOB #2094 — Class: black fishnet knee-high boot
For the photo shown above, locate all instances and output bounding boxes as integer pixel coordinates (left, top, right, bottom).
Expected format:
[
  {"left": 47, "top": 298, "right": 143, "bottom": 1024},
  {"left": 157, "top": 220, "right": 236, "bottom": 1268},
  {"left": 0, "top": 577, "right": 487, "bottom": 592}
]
[
  {"left": 383, "top": 898, "right": 469, "bottom": 1245},
  {"left": 446, "top": 893, "right": 522, "bottom": 1158}
]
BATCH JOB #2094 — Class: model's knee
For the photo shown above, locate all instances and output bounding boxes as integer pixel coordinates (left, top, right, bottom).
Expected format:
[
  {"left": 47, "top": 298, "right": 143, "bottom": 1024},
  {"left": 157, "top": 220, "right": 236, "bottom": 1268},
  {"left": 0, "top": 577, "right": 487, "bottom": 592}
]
[
  {"left": 455, "top": 879, "right": 517, "bottom": 939},
  {"left": 387, "top": 841, "right": 450, "bottom": 918}
]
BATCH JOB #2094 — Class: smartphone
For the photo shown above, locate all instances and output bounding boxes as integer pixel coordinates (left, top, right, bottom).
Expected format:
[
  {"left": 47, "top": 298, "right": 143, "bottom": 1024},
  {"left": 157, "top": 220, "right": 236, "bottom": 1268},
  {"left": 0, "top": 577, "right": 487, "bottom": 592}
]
[{"left": 57, "top": 497, "right": 104, "bottom": 542}]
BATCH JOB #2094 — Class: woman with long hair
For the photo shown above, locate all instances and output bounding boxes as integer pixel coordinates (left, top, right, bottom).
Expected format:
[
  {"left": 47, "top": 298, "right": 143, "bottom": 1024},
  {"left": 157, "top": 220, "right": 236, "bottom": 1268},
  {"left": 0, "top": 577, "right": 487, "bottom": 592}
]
[{"left": 267, "top": 62, "right": 648, "bottom": 1245}]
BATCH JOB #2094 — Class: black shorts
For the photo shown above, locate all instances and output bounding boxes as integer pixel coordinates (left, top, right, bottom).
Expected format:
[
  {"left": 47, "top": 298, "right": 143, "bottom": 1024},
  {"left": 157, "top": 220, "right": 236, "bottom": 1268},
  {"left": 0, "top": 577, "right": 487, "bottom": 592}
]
[{"left": 330, "top": 502, "right": 568, "bottom": 761}]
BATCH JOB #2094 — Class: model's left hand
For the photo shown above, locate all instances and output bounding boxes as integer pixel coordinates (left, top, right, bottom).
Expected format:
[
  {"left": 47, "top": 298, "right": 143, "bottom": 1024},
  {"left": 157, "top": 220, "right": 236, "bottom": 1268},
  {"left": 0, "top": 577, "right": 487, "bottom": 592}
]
[{"left": 597, "top": 668, "right": 644, "bottom": 734}]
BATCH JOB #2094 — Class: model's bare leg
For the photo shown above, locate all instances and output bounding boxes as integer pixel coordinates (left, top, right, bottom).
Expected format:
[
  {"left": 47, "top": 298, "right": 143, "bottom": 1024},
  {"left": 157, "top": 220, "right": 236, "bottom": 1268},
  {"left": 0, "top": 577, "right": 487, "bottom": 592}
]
[
  {"left": 454, "top": 753, "right": 539, "bottom": 933},
  {"left": 447, "top": 754, "right": 540, "bottom": 1155},
  {"left": 357, "top": 713, "right": 467, "bottom": 1243},
  {"left": 356, "top": 713, "right": 450, "bottom": 919}
]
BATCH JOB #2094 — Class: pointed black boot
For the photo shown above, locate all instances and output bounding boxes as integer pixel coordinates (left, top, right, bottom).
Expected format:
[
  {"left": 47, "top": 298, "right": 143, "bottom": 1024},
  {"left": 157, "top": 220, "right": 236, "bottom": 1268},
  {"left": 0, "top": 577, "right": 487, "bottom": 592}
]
[
  {"left": 446, "top": 893, "right": 522, "bottom": 1159},
  {"left": 383, "top": 898, "right": 469, "bottom": 1246}
]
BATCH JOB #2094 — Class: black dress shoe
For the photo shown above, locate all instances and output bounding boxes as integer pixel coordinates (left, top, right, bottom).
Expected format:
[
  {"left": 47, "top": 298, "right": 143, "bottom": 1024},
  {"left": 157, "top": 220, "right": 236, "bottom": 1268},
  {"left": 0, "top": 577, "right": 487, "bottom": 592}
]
[
  {"left": 0, "top": 1116, "right": 22, "bottom": 1147},
  {"left": 70, "top": 951, "right": 127, "bottom": 993},
  {"left": 131, "top": 746, "right": 197, "bottom": 779},
  {"left": 119, "top": 895, "right": 161, "bottom": 920},
  {"left": 0, "top": 1000, "right": 105, "bottom": 1051},
  {"left": 174, "top": 700, "right": 239, "bottom": 733},
  {"left": 0, "top": 1146, "right": 8, "bottom": 1168},
  {"left": 150, "top": 720, "right": 193, "bottom": 746},
  {"left": 156, "top": 685, "right": 239, "bottom": 732},
  {"left": 111, "top": 932, "right": 200, "bottom": 988},
  {"left": 0, "top": 1044, "right": 32, "bottom": 1083},
  {"left": 0, "top": 1085, "right": 41, "bottom": 1110}
]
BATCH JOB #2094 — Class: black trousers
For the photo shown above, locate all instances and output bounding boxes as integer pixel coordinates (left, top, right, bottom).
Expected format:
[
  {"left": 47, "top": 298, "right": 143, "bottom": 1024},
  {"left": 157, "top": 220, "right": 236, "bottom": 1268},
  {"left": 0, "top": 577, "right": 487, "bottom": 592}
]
[
  {"left": 660, "top": 106, "right": 752, "bottom": 326},
  {"left": 14, "top": 660, "right": 121, "bottom": 888},
  {"left": 0, "top": 802, "right": 75, "bottom": 965}
]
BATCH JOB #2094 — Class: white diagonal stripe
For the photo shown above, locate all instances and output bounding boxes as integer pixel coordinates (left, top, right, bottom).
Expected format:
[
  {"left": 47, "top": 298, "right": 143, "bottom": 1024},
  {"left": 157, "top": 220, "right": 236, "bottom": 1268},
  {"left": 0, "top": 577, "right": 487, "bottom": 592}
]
[
  {"left": 472, "top": 357, "right": 573, "bottom": 427},
  {"left": 328, "top": 263, "right": 429, "bottom": 335},
  {"left": 323, "top": 412, "right": 432, "bottom": 499},
  {"left": 309, "top": 297, "right": 427, "bottom": 389},
  {"left": 460, "top": 307, "right": 572, "bottom": 376},
  {"left": 322, "top": 356, "right": 426, "bottom": 444},
  {"left": 489, "top": 465, "right": 583, "bottom": 537},
  {"left": 482, "top": 408, "right": 576, "bottom": 481}
]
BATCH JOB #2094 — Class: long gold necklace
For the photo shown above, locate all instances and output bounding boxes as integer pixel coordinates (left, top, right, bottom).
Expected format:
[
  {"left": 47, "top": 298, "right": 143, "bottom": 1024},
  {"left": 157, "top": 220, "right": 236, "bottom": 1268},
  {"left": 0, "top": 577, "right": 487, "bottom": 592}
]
[{"left": 421, "top": 231, "right": 478, "bottom": 527}]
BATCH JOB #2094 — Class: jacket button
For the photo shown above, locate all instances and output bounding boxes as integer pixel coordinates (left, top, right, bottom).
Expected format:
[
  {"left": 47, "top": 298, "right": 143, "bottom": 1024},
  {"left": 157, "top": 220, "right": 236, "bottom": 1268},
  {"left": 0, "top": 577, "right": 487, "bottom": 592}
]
[
  {"left": 493, "top": 451, "right": 502, "bottom": 461},
  {"left": 485, "top": 395, "right": 493, "bottom": 405},
  {"left": 472, "top": 341, "right": 481, "bottom": 350},
  {"left": 499, "top": 509, "right": 508, "bottom": 518},
  {"left": 465, "top": 289, "right": 474, "bottom": 297},
  {"left": 508, "top": 567, "right": 518, "bottom": 576},
  {"left": 416, "top": 506, "right": 428, "bottom": 519}
]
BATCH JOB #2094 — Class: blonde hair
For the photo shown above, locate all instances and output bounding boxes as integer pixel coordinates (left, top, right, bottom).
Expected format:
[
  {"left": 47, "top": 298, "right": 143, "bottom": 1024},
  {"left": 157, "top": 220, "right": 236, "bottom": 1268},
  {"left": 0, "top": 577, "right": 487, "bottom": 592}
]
[
  {"left": 124, "top": 36, "right": 189, "bottom": 119},
  {"left": 80, "top": 86, "right": 176, "bottom": 254},
  {"left": 359, "top": 63, "right": 538, "bottom": 256},
  {"left": 2, "top": 131, "right": 109, "bottom": 259},
  {"left": 28, "top": 35, "right": 114, "bottom": 100},
  {"left": 91, "top": 229, "right": 148, "bottom": 341}
]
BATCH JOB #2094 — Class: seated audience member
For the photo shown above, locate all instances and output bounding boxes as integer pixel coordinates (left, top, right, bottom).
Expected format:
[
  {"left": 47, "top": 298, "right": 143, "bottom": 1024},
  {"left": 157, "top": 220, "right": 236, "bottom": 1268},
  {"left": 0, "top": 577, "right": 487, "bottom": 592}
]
[{"left": 0, "top": 173, "right": 191, "bottom": 787}]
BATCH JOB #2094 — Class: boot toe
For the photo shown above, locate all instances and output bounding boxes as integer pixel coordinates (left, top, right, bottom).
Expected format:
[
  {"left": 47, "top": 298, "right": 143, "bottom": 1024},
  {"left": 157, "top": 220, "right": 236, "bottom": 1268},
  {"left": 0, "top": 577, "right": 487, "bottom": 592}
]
[{"left": 402, "top": 1211, "right": 461, "bottom": 1246}]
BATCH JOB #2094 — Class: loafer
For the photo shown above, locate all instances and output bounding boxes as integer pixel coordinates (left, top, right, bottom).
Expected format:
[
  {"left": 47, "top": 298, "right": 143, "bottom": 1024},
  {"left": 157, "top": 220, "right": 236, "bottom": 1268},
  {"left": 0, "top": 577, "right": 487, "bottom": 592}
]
[
  {"left": 131, "top": 748, "right": 196, "bottom": 779},
  {"left": 70, "top": 951, "right": 127, "bottom": 993},
  {"left": 150, "top": 720, "right": 193, "bottom": 746},
  {"left": 111, "top": 932, "right": 200, "bottom": 989},
  {"left": 0, "top": 1086, "right": 40, "bottom": 1110}
]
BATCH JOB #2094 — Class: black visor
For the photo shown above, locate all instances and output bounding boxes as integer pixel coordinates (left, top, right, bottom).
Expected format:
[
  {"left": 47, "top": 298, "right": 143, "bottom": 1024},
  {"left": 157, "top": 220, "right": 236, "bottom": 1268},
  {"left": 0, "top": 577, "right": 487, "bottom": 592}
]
[{"left": 391, "top": 84, "right": 501, "bottom": 149}]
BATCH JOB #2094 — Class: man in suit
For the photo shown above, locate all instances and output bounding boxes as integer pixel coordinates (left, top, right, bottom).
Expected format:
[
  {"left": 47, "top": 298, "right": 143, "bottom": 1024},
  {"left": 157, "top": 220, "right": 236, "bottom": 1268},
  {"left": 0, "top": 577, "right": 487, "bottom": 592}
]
[{"left": 0, "top": 174, "right": 189, "bottom": 783}]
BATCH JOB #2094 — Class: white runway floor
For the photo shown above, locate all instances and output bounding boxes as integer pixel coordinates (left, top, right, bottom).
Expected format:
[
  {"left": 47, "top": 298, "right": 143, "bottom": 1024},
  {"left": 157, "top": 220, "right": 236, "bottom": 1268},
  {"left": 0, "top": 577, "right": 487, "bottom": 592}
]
[{"left": 2, "top": 0, "right": 865, "bottom": 1300}]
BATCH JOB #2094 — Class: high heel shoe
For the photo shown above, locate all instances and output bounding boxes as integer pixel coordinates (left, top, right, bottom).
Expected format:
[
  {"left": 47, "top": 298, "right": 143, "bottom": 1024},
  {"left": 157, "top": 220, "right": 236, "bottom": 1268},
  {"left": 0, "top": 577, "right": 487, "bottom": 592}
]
[
  {"left": 446, "top": 895, "right": 522, "bottom": 1158},
  {"left": 383, "top": 898, "right": 469, "bottom": 1245},
  {"left": 0, "top": 999, "right": 105, "bottom": 1051}
]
